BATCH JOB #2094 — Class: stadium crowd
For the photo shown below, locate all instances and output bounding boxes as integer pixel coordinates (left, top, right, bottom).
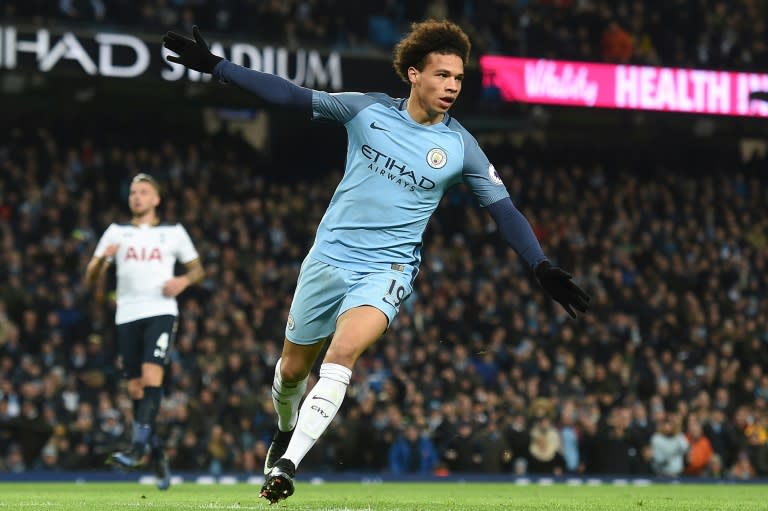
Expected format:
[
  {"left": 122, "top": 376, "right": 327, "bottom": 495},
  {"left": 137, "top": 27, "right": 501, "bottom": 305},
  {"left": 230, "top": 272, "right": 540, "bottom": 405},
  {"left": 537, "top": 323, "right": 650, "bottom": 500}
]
[
  {"left": 2, "top": 0, "right": 768, "bottom": 482},
  {"left": 0, "top": 124, "right": 766, "bottom": 479},
  {"left": 3, "top": 0, "right": 767, "bottom": 70}
]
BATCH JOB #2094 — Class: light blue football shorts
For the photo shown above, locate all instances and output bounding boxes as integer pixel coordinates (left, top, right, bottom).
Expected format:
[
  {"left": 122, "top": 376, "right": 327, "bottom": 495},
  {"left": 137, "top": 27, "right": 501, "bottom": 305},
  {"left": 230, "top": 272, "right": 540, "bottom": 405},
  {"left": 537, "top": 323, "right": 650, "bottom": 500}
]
[{"left": 285, "top": 256, "right": 414, "bottom": 344}]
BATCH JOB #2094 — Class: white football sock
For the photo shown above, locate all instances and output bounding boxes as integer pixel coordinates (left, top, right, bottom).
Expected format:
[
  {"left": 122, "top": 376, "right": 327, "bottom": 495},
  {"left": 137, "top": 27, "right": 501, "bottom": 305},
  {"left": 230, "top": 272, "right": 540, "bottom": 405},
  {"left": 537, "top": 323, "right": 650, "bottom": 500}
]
[
  {"left": 282, "top": 363, "right": 351, "bottom": 469},
  {"left": 271, "top": 358, "right": 309, "bottom": 432}
]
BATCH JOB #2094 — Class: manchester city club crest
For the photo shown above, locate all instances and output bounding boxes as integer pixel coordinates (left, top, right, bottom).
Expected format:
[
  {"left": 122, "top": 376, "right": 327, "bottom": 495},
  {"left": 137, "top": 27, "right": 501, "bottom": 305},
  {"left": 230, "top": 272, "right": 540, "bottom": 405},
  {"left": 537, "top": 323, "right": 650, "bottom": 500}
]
[
  {"left": 426, "top": 148, "right": 447, "bottom": 169},
  {"left": 287, "top": 313, "right": 295, "bottom": 330}
]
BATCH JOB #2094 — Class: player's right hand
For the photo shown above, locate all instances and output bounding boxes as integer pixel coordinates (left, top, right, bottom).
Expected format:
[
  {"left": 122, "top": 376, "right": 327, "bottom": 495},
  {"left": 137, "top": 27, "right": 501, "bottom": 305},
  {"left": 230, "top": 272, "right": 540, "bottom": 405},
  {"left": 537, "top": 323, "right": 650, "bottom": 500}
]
[
  {"left": 535, "top": 261, "right": 590, "bottom": 319},
  {"left": 162, "top": 25, "right": 223, "bottom": 74}
]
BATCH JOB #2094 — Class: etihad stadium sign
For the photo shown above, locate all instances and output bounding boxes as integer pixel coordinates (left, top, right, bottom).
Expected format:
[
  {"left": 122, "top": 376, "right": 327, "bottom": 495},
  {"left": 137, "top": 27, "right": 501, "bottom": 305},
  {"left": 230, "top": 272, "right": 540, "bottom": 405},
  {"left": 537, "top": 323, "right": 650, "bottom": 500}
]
[{"left": 0, "top": 25, "right": 343, "bottom": 90}]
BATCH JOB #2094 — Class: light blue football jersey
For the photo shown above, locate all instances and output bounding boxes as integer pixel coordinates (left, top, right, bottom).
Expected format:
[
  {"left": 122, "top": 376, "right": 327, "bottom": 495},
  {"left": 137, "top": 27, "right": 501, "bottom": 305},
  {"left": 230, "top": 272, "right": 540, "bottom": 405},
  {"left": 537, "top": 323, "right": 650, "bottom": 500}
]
[{"left": 308, "top": 91, "right": 509, "bottom": 274}]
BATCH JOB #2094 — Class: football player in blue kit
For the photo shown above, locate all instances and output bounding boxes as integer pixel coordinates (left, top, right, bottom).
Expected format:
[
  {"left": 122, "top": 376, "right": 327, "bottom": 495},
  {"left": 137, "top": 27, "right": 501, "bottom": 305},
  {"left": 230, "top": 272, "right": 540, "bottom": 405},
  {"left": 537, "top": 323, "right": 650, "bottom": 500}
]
[{"left": 163, "top": 19, "right": 589, "bottom": 503}]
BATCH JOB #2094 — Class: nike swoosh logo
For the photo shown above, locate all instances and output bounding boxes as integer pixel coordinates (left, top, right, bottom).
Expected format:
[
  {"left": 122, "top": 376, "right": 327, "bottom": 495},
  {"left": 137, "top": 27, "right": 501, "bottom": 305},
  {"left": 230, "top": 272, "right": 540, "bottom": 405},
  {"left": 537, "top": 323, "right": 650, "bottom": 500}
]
[
  {"left": 312, "top": 396, "right": 335, "bottom": 405},
  {"left": 370, "top": 122, "right": 389, "bottom": 132}
]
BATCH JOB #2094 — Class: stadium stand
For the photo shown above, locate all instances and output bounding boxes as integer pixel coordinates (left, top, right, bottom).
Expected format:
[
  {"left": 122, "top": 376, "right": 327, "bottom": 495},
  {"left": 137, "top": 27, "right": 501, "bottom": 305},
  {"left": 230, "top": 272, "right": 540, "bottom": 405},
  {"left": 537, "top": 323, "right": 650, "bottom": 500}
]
[
  {"left": 2, "top": 0, "right": 767, "bottom": 69},
  {"left": 0, "top": 125, "right": 766, "bottom": 477}
]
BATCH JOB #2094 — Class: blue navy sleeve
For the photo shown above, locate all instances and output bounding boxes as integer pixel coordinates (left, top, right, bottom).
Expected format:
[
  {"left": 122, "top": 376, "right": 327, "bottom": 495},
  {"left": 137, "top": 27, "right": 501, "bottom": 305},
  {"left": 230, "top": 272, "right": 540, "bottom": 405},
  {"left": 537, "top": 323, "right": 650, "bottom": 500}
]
[
  {"left": 486, "top": 197, "right": 548, "bottom": 270},
  {"left": 456, "top": 128, "right": 546, "bottom": 269},
  {"left": 312, "top": 91, "right": 378, "bottom": 124},
  {"left": 213, "top": 60, "right": 313, "bottom": 111}
]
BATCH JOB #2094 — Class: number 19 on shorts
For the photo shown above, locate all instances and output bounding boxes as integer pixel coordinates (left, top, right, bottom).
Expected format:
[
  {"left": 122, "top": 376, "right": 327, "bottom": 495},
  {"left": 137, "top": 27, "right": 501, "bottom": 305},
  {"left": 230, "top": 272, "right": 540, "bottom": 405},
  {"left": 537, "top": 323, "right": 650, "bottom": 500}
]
[{"left": 383, "top": 279, "right": 406, "bottom": 308}]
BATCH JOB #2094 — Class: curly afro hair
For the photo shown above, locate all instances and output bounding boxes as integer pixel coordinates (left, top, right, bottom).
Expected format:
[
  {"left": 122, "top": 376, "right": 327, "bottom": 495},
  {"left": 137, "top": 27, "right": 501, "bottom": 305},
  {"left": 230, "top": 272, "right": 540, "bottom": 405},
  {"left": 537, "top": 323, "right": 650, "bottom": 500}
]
[{"left": 392, "top": 19, "right": 471, "bottom": 84}]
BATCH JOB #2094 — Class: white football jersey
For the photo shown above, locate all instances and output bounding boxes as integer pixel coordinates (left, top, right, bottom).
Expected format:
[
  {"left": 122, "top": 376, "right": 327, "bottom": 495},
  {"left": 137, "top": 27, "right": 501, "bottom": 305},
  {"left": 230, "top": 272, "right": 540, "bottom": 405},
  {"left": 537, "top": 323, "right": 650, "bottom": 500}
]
[{"left": 93, "top": 222, "right": 199, "bottom": 324}]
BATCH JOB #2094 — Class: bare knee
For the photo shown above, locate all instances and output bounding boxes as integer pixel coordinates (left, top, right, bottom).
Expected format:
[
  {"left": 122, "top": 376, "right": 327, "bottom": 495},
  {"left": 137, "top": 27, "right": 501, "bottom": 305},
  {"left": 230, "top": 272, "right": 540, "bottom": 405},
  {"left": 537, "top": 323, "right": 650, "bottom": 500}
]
[
  {"left": 127, "top": 379, "right": 143, "bottom": 399},
  {"left": 141, "top": 363, "right": 164, "bottom": 388}
]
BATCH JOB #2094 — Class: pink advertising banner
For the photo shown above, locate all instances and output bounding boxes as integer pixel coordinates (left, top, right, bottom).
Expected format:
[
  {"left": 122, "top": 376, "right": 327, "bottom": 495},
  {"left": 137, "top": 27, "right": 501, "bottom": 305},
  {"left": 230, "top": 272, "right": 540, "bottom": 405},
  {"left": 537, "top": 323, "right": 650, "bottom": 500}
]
[{"left": 480, "top": 56, "right": 768, "bottom": 118}]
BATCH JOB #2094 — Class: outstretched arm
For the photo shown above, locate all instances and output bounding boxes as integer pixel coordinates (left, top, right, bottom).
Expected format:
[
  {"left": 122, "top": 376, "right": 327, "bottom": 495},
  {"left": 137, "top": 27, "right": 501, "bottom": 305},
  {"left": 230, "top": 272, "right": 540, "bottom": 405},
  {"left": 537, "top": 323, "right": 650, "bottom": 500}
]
[
  {"left": 162, "top": 26, "right": 312, "bottom": 111},
  {"left": 486, "top": 197, "right": 590, "bottom": 318},
  {"left": 213, "top": 61, "right": 313, "bottom": 110},
  {"left": 486, "top": 197, "right": 547, "bottom": 270}
]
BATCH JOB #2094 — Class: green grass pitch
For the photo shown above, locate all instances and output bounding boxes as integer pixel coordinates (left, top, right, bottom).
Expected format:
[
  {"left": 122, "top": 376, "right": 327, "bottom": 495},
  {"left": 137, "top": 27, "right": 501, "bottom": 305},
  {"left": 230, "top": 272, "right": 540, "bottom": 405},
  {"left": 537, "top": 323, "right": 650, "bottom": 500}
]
[{"left": 0, "top": 482, "right": 764, "bottom": 510}]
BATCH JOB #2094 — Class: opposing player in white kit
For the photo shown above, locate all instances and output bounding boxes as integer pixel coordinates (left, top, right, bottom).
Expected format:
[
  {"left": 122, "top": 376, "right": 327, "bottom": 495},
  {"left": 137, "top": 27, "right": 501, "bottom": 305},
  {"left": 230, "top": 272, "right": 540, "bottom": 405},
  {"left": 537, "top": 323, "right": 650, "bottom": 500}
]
[{"left": 85, "top": 173, "right": 204, "bottom": 490}]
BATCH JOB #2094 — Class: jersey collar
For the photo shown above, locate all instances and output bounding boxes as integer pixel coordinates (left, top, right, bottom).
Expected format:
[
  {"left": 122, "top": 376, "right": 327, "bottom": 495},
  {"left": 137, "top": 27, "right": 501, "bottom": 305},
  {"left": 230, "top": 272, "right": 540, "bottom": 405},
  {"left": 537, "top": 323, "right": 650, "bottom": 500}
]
[
  {"left": 399, "top": 98, "right": 452, "bottom": 127},
  {"left": 131, "top": 217, "right": 160, "bottom": 227}
]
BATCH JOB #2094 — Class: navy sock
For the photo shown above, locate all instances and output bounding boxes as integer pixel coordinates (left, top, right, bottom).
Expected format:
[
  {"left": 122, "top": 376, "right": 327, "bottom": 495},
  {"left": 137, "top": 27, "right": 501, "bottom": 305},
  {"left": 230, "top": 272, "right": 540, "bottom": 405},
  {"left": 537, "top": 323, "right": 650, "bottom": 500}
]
[
  {"left": 131, "top": 422, "right": 152, "bottom": 451},
  {"left": 151, "top": 433, "right": 164, "bottom": 455},
  {"left": 136, "top": 386, "right": 162, "bottom": 424},
  {"left": 133, "top": 386, "right": 163, "bottom": 451},
  {"left": 132, "top": 399, "right": 141, "bottom": 421}
]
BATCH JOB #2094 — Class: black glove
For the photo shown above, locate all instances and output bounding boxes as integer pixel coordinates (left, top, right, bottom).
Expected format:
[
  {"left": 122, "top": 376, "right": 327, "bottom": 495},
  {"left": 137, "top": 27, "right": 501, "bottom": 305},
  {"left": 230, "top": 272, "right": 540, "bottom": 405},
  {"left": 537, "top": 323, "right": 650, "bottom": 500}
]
[
  {"left": 162, "top": 25, "right": 223, "bottom": 74},
  {"left": 535, "top": 261, "right": 590, "bottom": 318}
]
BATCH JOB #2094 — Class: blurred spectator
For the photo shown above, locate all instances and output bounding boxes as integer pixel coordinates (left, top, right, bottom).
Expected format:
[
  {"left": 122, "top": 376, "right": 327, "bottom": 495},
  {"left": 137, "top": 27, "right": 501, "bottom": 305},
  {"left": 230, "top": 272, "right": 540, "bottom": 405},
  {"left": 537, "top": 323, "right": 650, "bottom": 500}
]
[
  {"left": 474, "top": 420, "right": 512, "bottom": 473},
  {"left": 745, "top": 428, "right": 768, "bottom": 476},
  {"left": 388, "top": 424, "right": 437, "bottom": 475},
  {"left": 173, "top": 430, "right": 207, "bottom": 471},
  {"left": 4, "top": 444, "right": 26, "bottom": 473},
  {"left": 684, "top": 416, "right": 714, "bottom": 476},
  {"left": 441, "top": 420, "right": 477, "bottom": 473},
  {"left": 704, "top": 408, "right": 736, "bottom": 467},
  {"left": 592, "top": 407, "right": 636, "bottom": 474},
  {"left": 1, "top": 399, "right": 53, "bottom": 468},
  {"left": 36, "top": 441, "right": 60, "bottom": 471},
  {"left": 651, "top": 416, "right": 689, "bottom": 477},
  {"left": 557, "top": 400, "right": 580, "bottom": 472},
  {"left": 628, "top": 401, "right": 654, "bottom": 467},
  {"left": 206, "top": 424, "right": 231, "bottom": 476},
  {"left": 728, "top": 451, "right": 756, "bottom": 480},
  {"left": 600, "top": 21, "right": 634, "bottom": 62},
  {"left": 702, "top": 453, "right": 724, "bottom": 478},
  {"left": 503, "top": 411, "right": 530, "bottom": 469},
  {"left": 527, "top": 417, "right": 564, "bottom": 474}
]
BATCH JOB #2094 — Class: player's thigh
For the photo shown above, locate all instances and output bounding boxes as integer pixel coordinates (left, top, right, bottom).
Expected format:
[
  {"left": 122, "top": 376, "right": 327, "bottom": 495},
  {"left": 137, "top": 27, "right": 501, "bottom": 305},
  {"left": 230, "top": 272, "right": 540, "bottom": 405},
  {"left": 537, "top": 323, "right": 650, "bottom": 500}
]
[
  {"left": 141, "top": 315, "right": 177, "bottom": 367},
  {"left": 116, "top": 319, "right": 145, "bottom": 380},
  {"left": 286, "top": 257, "right": 347, "bottom": 344},
  {"left": 325, "top": 306, "right": 389, "bottom": 367},
  {"left": 327, "top": 270, "right": 413, "bottom": 365}
]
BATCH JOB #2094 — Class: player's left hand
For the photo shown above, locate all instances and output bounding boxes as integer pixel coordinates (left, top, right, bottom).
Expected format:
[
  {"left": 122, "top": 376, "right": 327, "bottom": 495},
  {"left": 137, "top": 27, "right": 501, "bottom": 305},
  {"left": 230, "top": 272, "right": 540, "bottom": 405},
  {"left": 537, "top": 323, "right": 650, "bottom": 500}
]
[
  {"left": 162, "top": 276, "right": 189, "bottom": 297},
  {"left": 535, "top": 261, "right": 590, "bottom": 318},
  {"left": 162, "top": 25, "right": 223, "bottom": 74}
]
